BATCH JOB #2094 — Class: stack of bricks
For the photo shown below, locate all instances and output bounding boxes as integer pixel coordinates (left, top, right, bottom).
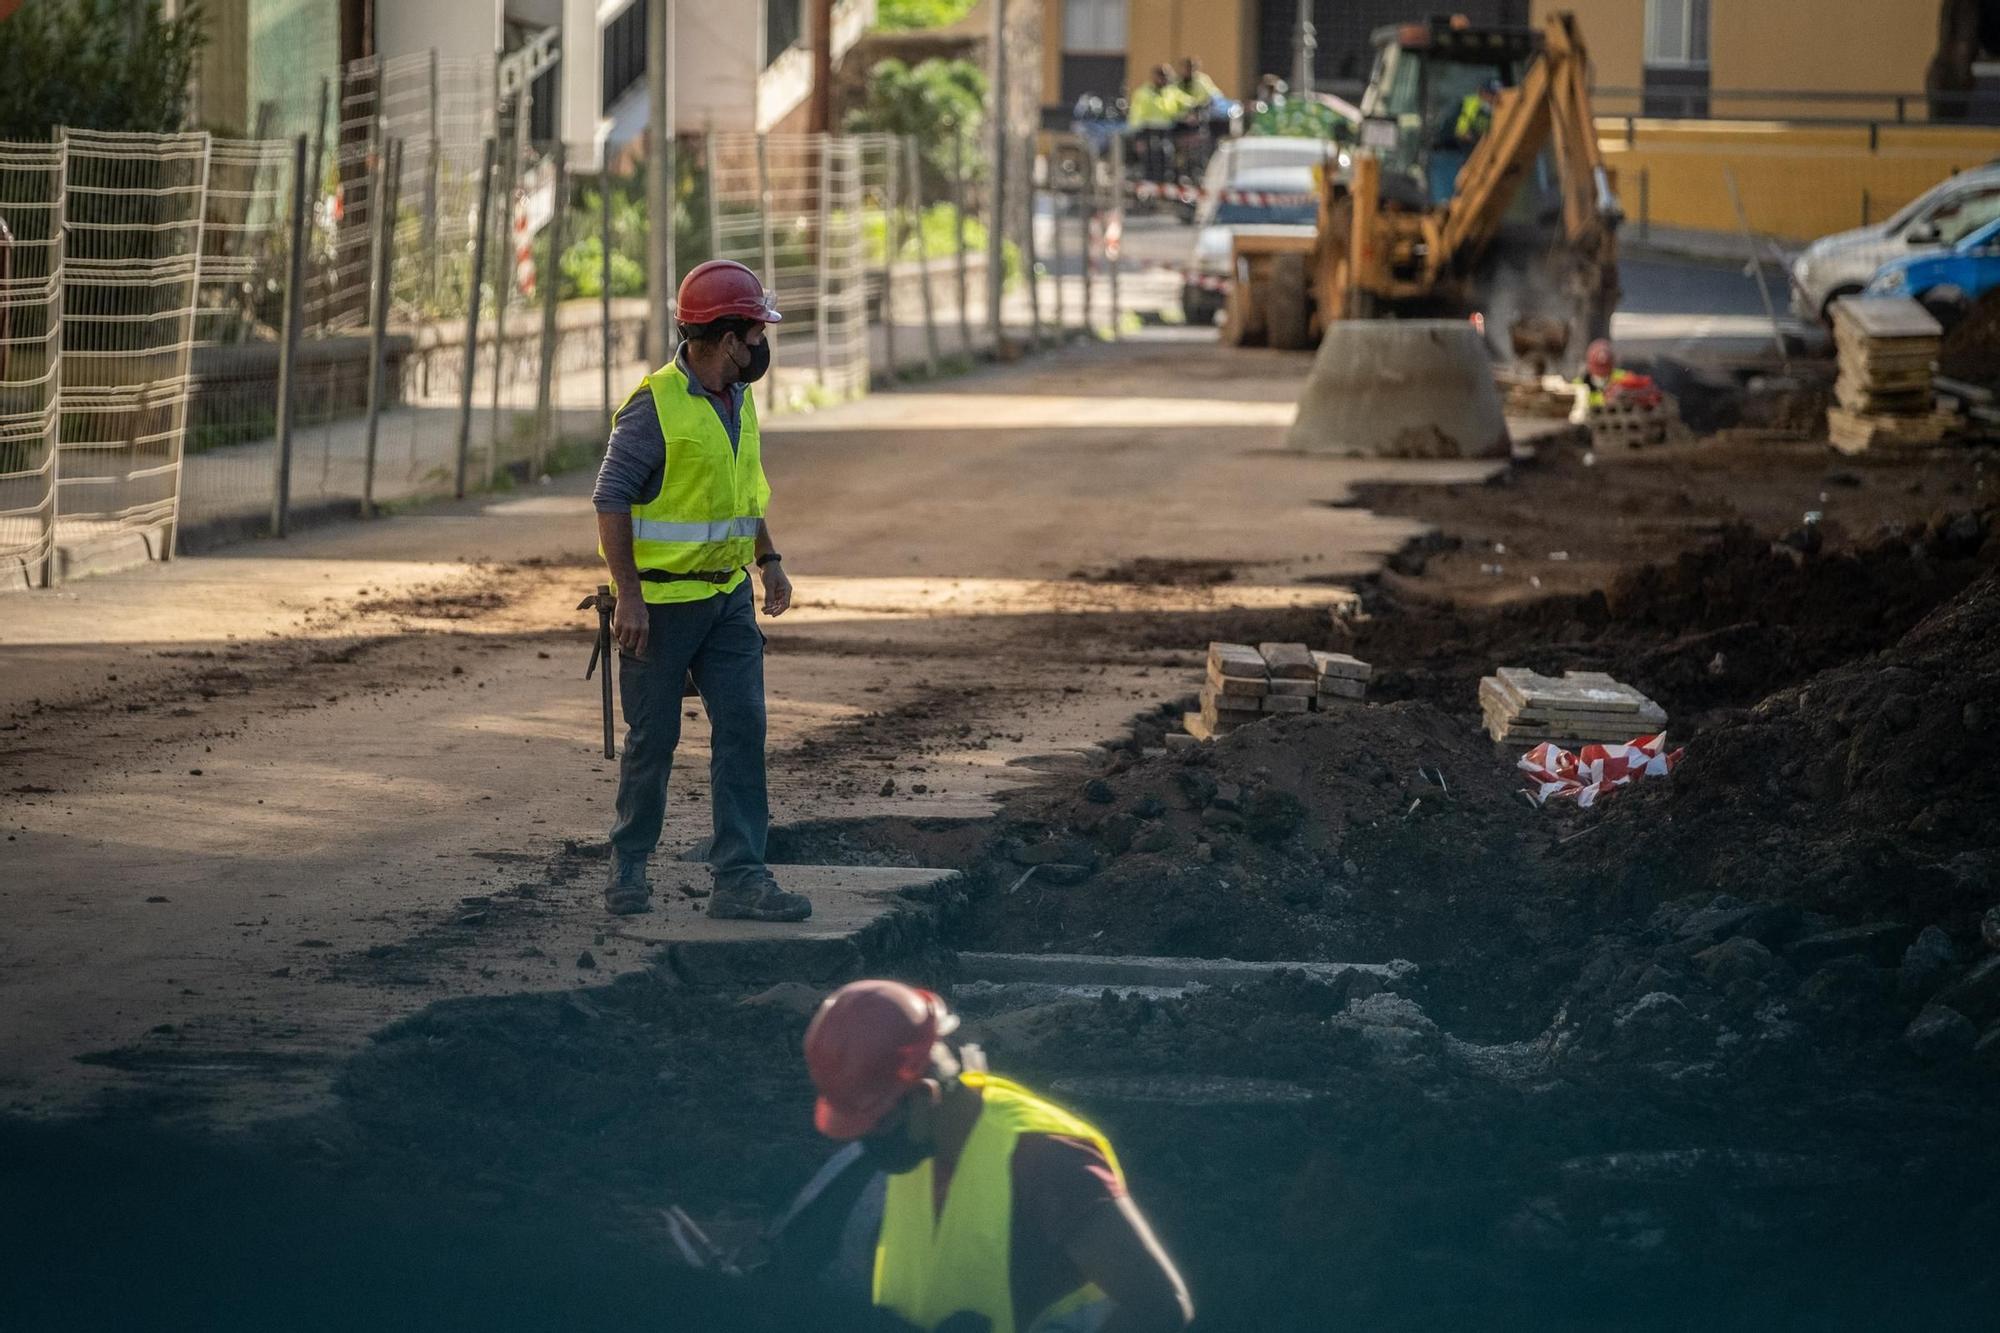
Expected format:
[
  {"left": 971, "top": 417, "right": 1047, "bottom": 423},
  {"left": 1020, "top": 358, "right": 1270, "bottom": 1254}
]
[
  {"left": 1184, "top": 642, "right": 1374, "bottom": 741},
  {"left": 1479, "top": 667, "right": 1666, "bottom": 746}
]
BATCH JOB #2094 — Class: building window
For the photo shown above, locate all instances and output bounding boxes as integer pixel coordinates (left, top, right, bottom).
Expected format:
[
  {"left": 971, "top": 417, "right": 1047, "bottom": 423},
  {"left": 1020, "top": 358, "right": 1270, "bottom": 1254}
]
[
  {"left": 1643, "top": 0, "right": 1708, "bottom": 68},
  {"left": 1063, "top": 0, "right": 1126, "bottom": 53}
]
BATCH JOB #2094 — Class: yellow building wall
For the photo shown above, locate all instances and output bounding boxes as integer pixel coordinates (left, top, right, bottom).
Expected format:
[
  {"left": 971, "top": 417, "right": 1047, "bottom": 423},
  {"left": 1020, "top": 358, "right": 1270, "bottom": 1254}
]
[
  {"left": 1601, "top": 120, "right": 2000, "bottom": 242},
  {"left": 1710, "top": 0, "right": 1938, "bottom": 118},
  {"left": 1534, "top": 0, "right": 1645, "bottom": 101}
]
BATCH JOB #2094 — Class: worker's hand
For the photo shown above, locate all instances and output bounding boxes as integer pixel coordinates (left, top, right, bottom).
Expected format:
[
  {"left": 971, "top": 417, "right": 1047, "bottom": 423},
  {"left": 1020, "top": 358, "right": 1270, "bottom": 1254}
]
[
  {"left": 760, "top": 562, "right": 793, "bottom": 618},
  {"left": 612, "top": 591, "right": 649, "bottom": 657}
]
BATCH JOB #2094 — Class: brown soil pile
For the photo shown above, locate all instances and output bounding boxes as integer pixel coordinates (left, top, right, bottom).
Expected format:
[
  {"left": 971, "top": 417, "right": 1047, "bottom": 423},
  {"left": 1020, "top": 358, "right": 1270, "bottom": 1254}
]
[
  {"left": 1573, "top": 565, "right": 2000, "bottom": 932},
  {"left": 1939, "top": 289, "right": 2000, "bottom": 388},
  {"left": 961, "top": 702, "right": 1554, "bottom": 973},
  {"left": 1349, "top": 510, "right": 1998, "bottom": 732}
]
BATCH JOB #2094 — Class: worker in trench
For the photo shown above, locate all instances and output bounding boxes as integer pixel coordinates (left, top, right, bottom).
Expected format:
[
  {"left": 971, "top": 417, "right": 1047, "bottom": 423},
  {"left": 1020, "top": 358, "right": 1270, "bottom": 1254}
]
[
  {"left": 590, "top": 260, "right": 810, "bottom": 922},
  {"left": 765, "top": 980, "right": 1195, "bottom": 1333}
]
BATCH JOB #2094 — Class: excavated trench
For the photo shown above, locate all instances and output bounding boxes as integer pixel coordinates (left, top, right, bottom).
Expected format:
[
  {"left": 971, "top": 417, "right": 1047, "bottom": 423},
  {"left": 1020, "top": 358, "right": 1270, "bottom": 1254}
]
[{"left": 10, "top": 484, "right": 2000, "bottom": 1328}]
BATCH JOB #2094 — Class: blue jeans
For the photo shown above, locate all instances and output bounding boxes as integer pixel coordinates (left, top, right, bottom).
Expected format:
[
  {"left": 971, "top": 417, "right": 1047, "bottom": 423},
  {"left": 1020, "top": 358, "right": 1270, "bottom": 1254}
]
[{"left": 609, "top": 581, "right": 771, "bottom": 891}]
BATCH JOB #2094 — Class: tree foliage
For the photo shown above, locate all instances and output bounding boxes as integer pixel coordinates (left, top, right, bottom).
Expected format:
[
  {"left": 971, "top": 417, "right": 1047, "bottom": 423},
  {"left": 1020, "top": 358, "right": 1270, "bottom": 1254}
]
[
  {"left": 0, "top": 0, "right": 207, "bottom": 140},
  {"left": 875, "top": 0, "right": 980, "bottom": 32},
  {"left": 845, "top": 57, "right": 987, "bottom": 195}
]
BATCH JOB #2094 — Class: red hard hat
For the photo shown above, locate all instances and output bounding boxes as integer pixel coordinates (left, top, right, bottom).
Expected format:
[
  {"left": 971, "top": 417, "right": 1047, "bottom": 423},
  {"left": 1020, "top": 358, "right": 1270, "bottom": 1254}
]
[
  {"left": 677, "top": 259, "right": 782, "bottom": 325},
  {"left": 1585, "top": 338, "right": 1615, "bottom": 375},
  {"left": 804, "top": 980, "right": 959, "bottom": 1139}
]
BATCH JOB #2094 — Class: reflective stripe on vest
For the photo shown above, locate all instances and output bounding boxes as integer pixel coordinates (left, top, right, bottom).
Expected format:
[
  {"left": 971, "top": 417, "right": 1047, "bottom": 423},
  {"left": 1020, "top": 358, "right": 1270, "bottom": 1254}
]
[
  {"left": 615, "top": 363, "right": 770, "bottom": 605},
  {"left": 872, "top": 1072, "right": 1125, "bottom": 1333}
]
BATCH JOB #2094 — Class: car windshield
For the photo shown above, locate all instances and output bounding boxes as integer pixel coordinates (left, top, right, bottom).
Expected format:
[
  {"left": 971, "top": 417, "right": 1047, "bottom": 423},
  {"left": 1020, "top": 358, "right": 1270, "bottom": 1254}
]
[{"left": 1213, "top": 200, "right": 1318, "bottom": 225}]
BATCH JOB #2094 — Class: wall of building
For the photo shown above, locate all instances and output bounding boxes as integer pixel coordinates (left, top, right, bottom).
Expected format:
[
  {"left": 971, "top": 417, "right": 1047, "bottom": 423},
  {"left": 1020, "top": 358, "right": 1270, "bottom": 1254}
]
[
  {"left": 676, "top": 2, "right": 763, "bottom": 132},
  {"left": 1603, "top": 119, "right": 2000, "bottom": 242},
  {"left": 376, "top": 0, "right": 500, "bottom": 67},
  {"left": 1040, "top": 0, "right": 1254, "bottom": 109},
  {"left": 1533, "top": 0, "right": 1643, "bottom": 94},
  {"left": 1539, "top": 0, "right": 1945, "bottom": 118},
  {"left": 1710, "top": 0, "right": 1938, "bottom": 118}
]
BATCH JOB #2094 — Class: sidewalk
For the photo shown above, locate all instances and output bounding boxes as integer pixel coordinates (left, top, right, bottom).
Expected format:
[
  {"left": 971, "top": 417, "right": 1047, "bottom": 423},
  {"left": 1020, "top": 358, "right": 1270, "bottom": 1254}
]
[{"left": 41, "top": 263, "right": 1180, "bottom": 583}]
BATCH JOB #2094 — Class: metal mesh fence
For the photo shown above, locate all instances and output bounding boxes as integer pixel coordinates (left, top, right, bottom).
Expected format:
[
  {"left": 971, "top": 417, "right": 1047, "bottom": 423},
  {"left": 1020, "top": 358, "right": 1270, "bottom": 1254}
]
[
  {"left": 0, "top": 142, "right": 63, "bottom": 590},
  {"left": 56, "top": 129, "right": 211, "bottom": 560}
]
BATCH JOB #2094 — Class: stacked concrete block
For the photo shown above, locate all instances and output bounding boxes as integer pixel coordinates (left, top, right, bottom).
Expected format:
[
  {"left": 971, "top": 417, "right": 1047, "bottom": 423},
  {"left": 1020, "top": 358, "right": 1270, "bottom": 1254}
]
[
  {"left": 1184, "top": 642, "right": 1375, "bottom": 741},
  {"left": 1479, "top": 667, "right": 1666, "bottom": 745}
]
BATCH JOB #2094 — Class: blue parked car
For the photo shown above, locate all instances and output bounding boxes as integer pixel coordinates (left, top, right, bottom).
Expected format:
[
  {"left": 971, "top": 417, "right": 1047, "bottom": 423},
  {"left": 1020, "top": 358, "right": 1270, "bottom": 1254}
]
[{"left": 1866, "top": 213, "right": 2000, "bottom": 329}]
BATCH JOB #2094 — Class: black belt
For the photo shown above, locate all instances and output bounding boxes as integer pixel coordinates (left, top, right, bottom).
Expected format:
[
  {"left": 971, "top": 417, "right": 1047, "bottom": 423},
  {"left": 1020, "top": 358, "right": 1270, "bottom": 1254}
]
[{"left": 639, "top": 568, "right": 740, "bottom": 585}]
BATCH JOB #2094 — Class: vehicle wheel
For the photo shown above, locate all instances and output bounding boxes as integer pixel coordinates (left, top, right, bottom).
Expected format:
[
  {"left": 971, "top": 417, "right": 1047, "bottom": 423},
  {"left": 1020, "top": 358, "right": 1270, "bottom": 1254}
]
[
  {"left": 1818, "top": 284, "right": 1865, "bottom": 327},
  {"left": 1919, "top": 285, "right": 1971, "bottom": 332},
  {"left": 1266, "top": 254, "right": 1311, "bottom": 350}
]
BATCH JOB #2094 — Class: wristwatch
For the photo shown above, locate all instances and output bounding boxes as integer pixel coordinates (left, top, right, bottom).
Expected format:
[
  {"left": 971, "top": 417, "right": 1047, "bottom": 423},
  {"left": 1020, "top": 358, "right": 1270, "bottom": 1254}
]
[{"left": 756, "top": 551, "right": 782, "bottom": 568}]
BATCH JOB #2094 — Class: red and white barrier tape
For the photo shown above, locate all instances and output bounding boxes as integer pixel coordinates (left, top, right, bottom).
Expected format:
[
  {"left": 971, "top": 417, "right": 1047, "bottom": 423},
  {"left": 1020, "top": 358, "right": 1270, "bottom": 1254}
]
[
  {"left": 1125, "top": 180, "right": 1316, "bottom": 209},
  {"left": 1519, "top": 733, "right": 1683, "bottom": 808}
]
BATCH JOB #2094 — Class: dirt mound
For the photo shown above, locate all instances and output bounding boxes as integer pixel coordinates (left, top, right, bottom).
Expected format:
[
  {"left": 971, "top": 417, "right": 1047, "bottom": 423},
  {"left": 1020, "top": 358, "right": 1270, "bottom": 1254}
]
[
  {"left": 1939, "top": 289, "right": 2000, "bottom": 388},
  {"left": 1574, "top": 566, "right": 2000, "bottom": 932},
  {"left": 1350, "top": 510, "right": 1997, "bottom": 731},
  {"left": 958, "top": 702, "right": 1554, "bottom": 971}
]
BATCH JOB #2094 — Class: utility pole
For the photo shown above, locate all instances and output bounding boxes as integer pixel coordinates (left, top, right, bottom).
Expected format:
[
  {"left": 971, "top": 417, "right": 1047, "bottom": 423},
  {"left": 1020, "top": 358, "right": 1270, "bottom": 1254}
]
[
  {"left": 646, "top": 0, "right": 676, "bottom": 364},
  {"left": 809, "top": 0, "right": 834, "bottom": 135}
]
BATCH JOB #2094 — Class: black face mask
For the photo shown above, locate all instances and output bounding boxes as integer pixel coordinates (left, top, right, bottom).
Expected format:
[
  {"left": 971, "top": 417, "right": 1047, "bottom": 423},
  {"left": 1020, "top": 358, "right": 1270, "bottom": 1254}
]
[
  {"left": 861, "top": 1129, "right": 932, "bottom": 1176},
  {"left": 729, "top": 335, "right": 771, "bottom": 385}
]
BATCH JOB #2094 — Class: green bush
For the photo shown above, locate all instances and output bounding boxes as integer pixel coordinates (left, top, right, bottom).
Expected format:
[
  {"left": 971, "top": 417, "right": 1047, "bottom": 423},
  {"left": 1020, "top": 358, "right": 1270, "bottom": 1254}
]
[
  {"left": 875, "top": 0, "right": 979, "bottom": 31},
  {"left": 860, "top": 204, "right": 1022, "bottom": 287},
  {"left": 0, "top": 0, "right": 206, "bottom": 139}
]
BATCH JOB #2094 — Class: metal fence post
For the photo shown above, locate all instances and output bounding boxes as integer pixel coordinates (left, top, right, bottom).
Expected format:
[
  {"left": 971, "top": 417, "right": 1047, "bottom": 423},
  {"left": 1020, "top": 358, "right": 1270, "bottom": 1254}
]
[
  {"left": 423, "top": 48, "right": 441, "bottom": 304},
  {"left": 815, "top": 133, "right": 832, "bottom": 384},
  {"left": 987, "top": 0, "right": 1006, "bottom": 354},
  {"left": 1024, "top": 168, "right": 1042, "bottom": 348},
  {"left": 362, "top": 137, "right": 402, "bottom": 518},
  {"left": 306, "top": 76, "right": 330, "bottom": 326},
  {"left": 271, "top": 134, "right": 310, "bottom": 538},
  {"left": 906, "top": 137, "right": 939, "bottom": 375},
  {"left": 881, "top": 140, "right": 900, "bottom": 379},
  {"left": 601, "top": 169, "right": 615, "bottom": 431},
  {"left": 1050, "top": 153, "right": 1066, "bottom": 337},
  {"left": 490, "top": 89, "right": 526, "bottom": 476},
  {"left": 455, "top": 136, "right": 498, "bottom": 499},
  {"left": 1080, "top": 151, "right": 1094, "bottom": 339},
  {"left": 704, "top": 129, "right": 720, "bottom": 266},
  {"left": 1108, "top": 133, "right": 1123, "bottom": 338},
  {"left": 534, "top": 141, "right": 568, "bottom": 476},
  {"left": 756, "top": 133, "right": 777, "bottom": 288},
  {"left": 1639, "top": 165, "right": 1651, "bottom": 242},
  {"left": 950, "top": 123, "right": 971, "bottom": 356}
]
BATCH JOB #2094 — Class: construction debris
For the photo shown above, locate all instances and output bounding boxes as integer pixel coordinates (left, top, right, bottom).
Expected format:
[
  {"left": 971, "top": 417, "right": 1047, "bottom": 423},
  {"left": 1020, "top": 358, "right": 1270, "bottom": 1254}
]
[
  {"left": 1186, "top": 642, "right": 1374, "bottom": 740},
  {"left": 1827, "top": 297, "right": 1946, "bottom": 454},
  {"left": 1478, "top": 667, "right": 1666, "bottom": 746}
]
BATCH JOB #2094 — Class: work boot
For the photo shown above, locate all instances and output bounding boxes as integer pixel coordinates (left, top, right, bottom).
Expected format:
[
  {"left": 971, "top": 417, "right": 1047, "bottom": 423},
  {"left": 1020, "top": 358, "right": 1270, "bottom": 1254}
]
[
  {"left": 604, "top": 856, "right": 653, "bottom": 916},
  {"left": 707, "top": 878, "right": 812, "bottom": 923}
]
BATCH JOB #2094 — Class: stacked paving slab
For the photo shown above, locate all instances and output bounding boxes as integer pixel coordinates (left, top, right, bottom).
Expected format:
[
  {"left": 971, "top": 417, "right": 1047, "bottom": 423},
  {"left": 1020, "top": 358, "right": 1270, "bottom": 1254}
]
[
  {"left": 1185, "top": 642, "right": 1373, "bottom": 741},
  {"left": 1479, "top": 667, "right": 1666, "bottom": 746},
  {"left": 1828, "top": 297, "right": 1950, "bottom": 453}
]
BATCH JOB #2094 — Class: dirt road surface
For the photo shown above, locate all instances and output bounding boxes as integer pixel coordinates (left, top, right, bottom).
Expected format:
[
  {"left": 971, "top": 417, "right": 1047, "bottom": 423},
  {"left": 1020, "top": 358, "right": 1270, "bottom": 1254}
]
[{"left": 0, "top": 329, "right": 1501, "bottom": 1120}]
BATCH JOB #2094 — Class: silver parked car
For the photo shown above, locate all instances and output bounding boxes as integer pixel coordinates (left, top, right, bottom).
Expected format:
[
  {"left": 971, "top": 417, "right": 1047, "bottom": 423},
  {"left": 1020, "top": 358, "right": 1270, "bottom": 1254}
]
[{"left": 1791, "top": 163, "right": 2000, "bottom": 323}]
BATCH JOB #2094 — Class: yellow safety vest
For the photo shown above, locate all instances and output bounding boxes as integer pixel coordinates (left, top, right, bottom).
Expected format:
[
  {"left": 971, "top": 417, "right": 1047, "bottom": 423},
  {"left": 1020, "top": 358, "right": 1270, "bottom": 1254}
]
[
  {"left": 873, "top": 1072, "right": 1126, "bottom": 1333},
  {"left": 611, "top": 363, "right": 769, "bottom": 605},
  {"left": 1454, "top": 93, "right": 1492, "bottom": 142},
  {"left": 1128, "top": 84, "right": 1188, "bottom": 129}
]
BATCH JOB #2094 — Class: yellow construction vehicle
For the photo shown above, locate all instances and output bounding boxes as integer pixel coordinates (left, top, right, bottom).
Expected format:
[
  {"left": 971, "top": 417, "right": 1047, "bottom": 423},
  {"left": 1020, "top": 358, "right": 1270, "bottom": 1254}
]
[{"left": 1225, "top": 10, "right": 1621, "bottom": 372}]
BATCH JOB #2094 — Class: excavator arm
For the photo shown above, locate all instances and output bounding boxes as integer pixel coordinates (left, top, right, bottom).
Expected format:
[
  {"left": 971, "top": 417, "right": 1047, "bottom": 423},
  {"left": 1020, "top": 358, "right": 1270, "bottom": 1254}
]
[{"left": 1429, "top": 10, "right": 1621, "bottom": 283}]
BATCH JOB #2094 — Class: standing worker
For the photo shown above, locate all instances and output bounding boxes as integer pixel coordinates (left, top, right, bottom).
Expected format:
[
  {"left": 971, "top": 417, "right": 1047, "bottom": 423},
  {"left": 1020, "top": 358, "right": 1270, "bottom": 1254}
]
[
  {"left": 800, "top": 980, "right": 1195, "bottom": 1332},
  {"left": 591, "top": 259, "right": 810, "bottom": 923}
]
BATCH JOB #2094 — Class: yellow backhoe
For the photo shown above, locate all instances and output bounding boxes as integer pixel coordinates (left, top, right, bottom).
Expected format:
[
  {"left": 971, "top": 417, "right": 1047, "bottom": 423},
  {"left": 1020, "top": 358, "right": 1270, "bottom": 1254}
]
[{"left": 1224, "top": 10, "right": 1621, "bottom": 372}]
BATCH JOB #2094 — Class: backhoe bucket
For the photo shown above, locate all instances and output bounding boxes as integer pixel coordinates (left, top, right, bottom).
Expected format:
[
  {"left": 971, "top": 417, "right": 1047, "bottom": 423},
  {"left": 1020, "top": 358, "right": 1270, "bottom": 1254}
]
[{"left": 1286, "top": 320, "right": 1510, "bottom": 459}]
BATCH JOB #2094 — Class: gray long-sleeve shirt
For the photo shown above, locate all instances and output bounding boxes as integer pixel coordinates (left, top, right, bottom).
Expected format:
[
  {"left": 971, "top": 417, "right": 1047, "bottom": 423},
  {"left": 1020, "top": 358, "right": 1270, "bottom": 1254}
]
[{"left": 591, "top": 347, "right": 746, "bottom": 514}]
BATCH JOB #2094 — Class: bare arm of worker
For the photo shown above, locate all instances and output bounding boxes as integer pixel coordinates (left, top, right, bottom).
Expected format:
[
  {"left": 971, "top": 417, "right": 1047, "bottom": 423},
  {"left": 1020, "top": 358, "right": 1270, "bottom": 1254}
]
[
  {"left": 755, "top": 518, "right": 791, "bottom": 617},
  {"left": 1066, "top": 1196, "right": 1193, "bottom": 1333},
  {"left": 596, "top": 511, "right": 649, "bottom": 656}
]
